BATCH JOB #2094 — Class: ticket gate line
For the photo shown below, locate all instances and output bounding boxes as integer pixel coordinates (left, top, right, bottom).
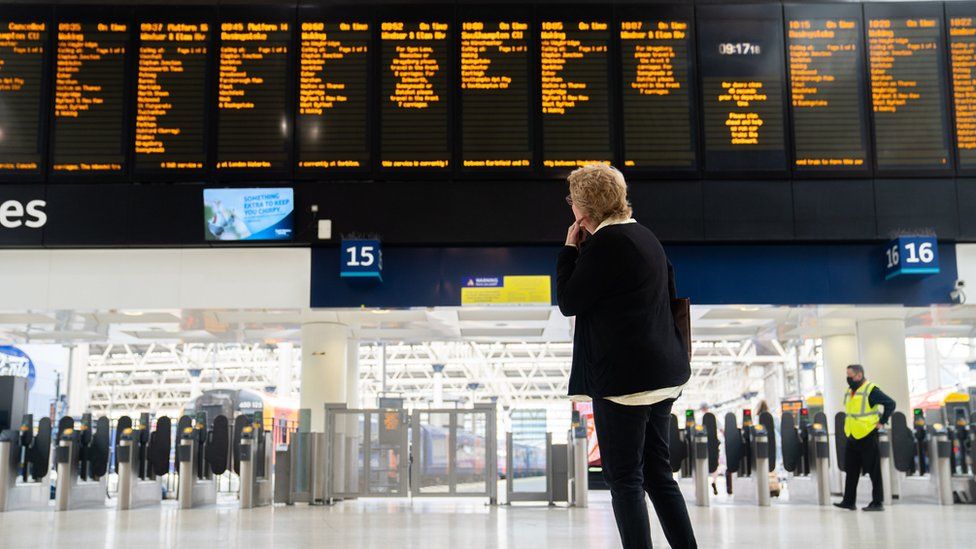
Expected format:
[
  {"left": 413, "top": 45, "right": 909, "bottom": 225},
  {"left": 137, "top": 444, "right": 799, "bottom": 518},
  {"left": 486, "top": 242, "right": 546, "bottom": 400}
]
[{"left": 0, "top": 413, "right": 51, "bottom": 512}]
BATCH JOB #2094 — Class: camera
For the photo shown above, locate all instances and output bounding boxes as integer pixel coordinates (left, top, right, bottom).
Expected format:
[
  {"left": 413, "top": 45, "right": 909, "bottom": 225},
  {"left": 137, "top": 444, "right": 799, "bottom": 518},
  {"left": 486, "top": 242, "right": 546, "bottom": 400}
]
[{"left": 949, "top": 279, "right": 966, "bottom": 304}]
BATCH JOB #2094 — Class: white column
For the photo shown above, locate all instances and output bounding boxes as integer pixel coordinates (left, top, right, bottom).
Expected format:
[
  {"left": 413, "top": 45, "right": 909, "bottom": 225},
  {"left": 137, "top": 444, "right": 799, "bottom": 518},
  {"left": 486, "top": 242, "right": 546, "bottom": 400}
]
[
  {"left": 763, "top": 364, "right": 783, "bottom": 412},
  {"left": 923, "top": 338, "right": 942, "bottom": 392},
  {"left": 66, "top": 344, "right": 90, "bottom": 416},
  {"left": 856, "top": 319, "right": 910, "bottom": 415},
  {"left": 822, "top": 333, "right": 859, "bottom": 494},
  {"left": 300, "top": 322, "right": 349, "bottom": 431},
  {"left": 276, "top": 342, "right": 295, "bottom": 397},
  {"left": 822, "top": 334, "right": 859, "bottom": 422},
  {"left": 432, "top": 364, "right": 445, "bottom": 407},
  {"left": 346, "top": 340, "right": 360, "bottom": 409}
]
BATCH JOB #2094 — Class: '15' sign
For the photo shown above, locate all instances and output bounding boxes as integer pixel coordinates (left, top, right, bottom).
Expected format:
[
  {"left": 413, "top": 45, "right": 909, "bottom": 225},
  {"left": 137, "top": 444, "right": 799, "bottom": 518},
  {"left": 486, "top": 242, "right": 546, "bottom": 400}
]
[
  {"left": 341, "top": 239, "right": 382, "bottom": 280},
  {"left": 884, "top": 236, "right": 939, "bottom": 280}
]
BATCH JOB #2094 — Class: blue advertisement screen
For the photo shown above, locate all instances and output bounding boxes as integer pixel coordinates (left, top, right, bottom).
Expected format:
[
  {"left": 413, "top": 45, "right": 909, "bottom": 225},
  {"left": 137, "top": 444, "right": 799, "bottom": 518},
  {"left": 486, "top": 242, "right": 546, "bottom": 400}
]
[{"left": 203, "top": 188, "right": 294, "bottom": 241}]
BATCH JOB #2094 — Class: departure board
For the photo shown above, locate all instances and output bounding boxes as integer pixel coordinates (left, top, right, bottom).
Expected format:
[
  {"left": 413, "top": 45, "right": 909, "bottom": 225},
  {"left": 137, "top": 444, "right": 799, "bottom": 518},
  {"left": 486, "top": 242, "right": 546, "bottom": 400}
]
[
  {"left": 948, "top": 8, "right": 976, "bottom": 171},
  {"left": 460, "top": 20, "right": 531, "bottom": 169},
  {"left": 786, "top": 8, "right": 870, "bottom": 172},
  {"left": 698, "top": 6, "right": 787, "bottom": 173},
  {"left": 134, "top": 20, "right": 209, "bottom": 174},
  {"left": 0, "top": 16, "right": 46, "bottom": 175},
  {"left": 51, "top": 20, "right": 128, "bottom": 174},
  {"left": 541, "top": 20, "right": 612, "bottom": 169},
  {"left": 866, "top": 8, "right": 952, "bottom": 172},
  {"left": 216, "top": 18, "right": 291, "bottom": 172},
  {"left": 297, "top": 20, "right": 370, "bottom": 172},
  {"left": 380, "top": 21, "right": 450, "bottom": 169},
  {"left": 619, "top": 17, "right": 696, "bottom": 170}
]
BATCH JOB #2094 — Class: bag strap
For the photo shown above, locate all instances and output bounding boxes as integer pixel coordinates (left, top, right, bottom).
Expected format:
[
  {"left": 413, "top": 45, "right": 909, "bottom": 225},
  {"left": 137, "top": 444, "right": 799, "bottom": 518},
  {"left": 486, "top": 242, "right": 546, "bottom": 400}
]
[{"left": 667, "top": 260, "right": 678, "bottom": 301}]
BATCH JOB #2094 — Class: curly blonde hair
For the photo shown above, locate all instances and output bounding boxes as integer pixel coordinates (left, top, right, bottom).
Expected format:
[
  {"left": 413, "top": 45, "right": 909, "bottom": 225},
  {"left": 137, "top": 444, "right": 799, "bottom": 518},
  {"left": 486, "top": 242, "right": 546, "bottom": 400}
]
[{"left": 567, "top": 164, "right": 632, "bottom": 224}]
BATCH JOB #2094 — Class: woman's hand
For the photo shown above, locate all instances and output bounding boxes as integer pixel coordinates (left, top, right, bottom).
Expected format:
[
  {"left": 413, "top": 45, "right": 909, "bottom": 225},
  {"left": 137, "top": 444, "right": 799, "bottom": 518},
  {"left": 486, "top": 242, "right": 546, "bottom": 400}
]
[{"left": 566, "top": 221, "right": 584, "bottom": 247}]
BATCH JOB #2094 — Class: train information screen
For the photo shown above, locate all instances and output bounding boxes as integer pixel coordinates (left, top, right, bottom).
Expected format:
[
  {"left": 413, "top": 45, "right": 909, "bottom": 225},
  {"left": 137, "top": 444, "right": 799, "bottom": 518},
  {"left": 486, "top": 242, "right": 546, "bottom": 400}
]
[
  {"left": 380, "top": 20, "right": 450, "bottom": 169},
  {"left": 460, "top": 20, "right": 532, "bottom": 169},
  {"left": 0, "top": 17, "right": 46, "bottom": 174},
  {"left": 866, "top": 9, "right": 952, "bottom": 171},
  {"left": 216, "top": 18, "right": 291, "bottom": 172},
  {"left": 134, "top": 20, "right": 209, "bottom": 174},
  {"left": 948, "top": 10, "right": 976, "bottom": 171},
  {"left": 786, "top": 10, "right": 870, "bottom": 172},
  {"left": 297, "top": 20, "right": 370, "bottom": 172},
  {"left": 51, "top": 20, "right": 128, "bottom": 174},
  {"left": 698, "top": 6, "right": 788, "bottom": 173},
  {"left": 540, "top": 19, "right": 612, "bottom": 169},
  {"left": 619, "top": 17, "right": 696, "bottom": 170}
]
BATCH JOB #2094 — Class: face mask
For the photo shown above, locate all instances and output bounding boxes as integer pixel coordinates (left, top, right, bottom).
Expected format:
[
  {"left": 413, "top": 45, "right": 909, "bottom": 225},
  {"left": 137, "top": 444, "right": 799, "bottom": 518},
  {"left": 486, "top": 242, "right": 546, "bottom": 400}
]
[{"left": 847, "top": 377, "right": 860, "bottom": 390}]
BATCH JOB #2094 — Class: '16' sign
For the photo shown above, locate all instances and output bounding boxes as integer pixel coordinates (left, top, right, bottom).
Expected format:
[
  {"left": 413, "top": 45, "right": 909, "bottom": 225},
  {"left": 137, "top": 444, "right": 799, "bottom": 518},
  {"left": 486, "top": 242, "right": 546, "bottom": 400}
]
[{"left": 884, "top": 236, "right": 939, "bottom": 280}]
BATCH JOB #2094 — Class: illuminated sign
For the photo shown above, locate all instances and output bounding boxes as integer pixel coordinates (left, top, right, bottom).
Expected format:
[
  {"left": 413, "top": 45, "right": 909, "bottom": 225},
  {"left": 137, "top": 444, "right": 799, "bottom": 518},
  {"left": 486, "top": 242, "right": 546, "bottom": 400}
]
[
  {"left": 380, "top": 20, "right": 450, "bottom": 169},
  {"left": 298, "top": 20, "right": 370, "bottom": 171},
  {"left": 135, "top": 20, "right": 209, "bottom": 173},
  {"left": 541, "top": 19, "right": 612, "bottom": 169},
  {"left": 0, "top": 18, "right": 46, "bottom": 175},
  {"left": 460, "top": 19, "right": 532, "bottom": 169},
  {"left": 884, "top": 236, "right": 940, "bottom": 279},
  {"left": 52, "top": 20, "right": 128, "bottom": 174}
]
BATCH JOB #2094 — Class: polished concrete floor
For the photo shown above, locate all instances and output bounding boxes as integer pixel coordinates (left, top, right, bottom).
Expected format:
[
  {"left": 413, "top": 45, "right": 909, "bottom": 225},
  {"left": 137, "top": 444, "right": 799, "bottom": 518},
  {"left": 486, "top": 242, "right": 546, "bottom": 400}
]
[{"left": 0, "top": 492, "right": 973, "bottom": 548}]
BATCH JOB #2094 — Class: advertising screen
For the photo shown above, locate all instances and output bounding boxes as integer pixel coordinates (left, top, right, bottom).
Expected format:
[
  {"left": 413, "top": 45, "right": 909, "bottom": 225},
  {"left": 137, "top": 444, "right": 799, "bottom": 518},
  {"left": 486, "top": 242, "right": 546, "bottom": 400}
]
[{"left": 203, "top": 187, "right": 294, "bottom": 241}]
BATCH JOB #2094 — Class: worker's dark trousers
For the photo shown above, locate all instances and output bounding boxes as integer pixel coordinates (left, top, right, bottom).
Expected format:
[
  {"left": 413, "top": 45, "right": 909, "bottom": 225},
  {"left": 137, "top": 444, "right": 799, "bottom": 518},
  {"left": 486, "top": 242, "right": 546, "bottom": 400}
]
[
  {"left": 841, "top": 429, "right": 884, "bottom": 506},
  {"left": 592, "top": 398, "right": 697, "bottom": 549}
]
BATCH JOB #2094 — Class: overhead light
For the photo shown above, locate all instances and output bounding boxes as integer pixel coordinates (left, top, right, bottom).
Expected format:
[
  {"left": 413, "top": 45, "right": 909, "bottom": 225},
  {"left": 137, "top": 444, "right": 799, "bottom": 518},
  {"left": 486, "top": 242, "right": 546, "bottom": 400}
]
[
  {"left": 122, "top": 311, "right": 144, "bottom": 317},
  {"left": 739, "top": 306, "right": 760, "bottom": 312},
  {"left": 371, "top": 309, "right": 391, "bottom": 315}
]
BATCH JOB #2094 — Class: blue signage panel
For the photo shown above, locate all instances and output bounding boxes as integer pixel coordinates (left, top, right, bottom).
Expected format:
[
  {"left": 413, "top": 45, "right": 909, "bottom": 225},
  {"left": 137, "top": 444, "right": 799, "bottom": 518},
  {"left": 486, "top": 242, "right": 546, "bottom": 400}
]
[
  {"left": 884, "top": 236, "right": 940, "bottom": 280},
  {"left": 203, "top": 188, "right": 294, "bottom": 241},
  {"left": 341, "top": 239, "right": 383, "bottom": 279}
]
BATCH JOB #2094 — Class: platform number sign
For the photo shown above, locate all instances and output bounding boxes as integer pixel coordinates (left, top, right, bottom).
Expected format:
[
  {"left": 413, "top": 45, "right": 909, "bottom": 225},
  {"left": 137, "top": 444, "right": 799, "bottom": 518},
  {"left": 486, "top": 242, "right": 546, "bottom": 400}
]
[
  {"left": 884, "top": 236, "right": 939, "bottom": 280},
  {"left": 341, "top": 239, "right": 382, "bottom": 280}
]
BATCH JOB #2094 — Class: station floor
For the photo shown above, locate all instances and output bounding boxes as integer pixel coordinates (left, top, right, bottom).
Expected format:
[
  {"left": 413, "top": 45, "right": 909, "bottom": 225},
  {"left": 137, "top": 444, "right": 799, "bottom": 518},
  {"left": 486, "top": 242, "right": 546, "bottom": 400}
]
[{"left": 0, "top": 492, "right": 973, "bottom": 548}]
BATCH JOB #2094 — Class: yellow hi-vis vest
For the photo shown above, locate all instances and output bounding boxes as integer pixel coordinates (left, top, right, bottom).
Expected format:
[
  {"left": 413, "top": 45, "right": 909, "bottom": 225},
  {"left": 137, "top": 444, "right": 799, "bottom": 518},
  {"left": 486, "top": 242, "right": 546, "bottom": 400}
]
[{"left": 844, "top": 381, "right": 881, "bottom": 439}]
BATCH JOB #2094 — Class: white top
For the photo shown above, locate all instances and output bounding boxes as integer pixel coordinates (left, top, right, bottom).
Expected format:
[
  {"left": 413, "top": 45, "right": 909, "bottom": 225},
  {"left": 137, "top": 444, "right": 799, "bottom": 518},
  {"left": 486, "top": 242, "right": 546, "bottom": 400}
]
[{"left": 567, "top": 216, "right": 686, "bottom": 406}]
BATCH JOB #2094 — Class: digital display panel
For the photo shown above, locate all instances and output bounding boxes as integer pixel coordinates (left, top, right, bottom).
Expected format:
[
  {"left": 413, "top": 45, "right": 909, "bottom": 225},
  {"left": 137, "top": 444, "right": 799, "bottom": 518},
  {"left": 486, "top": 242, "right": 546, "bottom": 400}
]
[
  {"left": 0, "top": 14, "right": 47, "bottom": 175},
  {"left": 380, "top": 20, "right": 450, "bottom": 169},
  {"left": 204, "top": 187, "right": 294, "bottom": 241},
  {"left": 51, "top": 18, "right": 129, "bottom": 174},
  {"left": 216, "top": 17, "right": 291, "bottom": 172},
  {"left": 698, "top": 5, "right": 788, "bottom": 173},
  {"left": 866, "top": 5, "right": 952, "bottom": 172},
  {"left": 541, "top": 19, "right": 612, "bottom": 169},
  {"left": 619, "top": 15, "right": 696, "bottom": 170},
  {"left": 786, "top": 6, "right": 870, "bottom": 172},
  {"left": 134, "top": 19, "right": 209, "bottom": 174},
  {"left": 297, "top": 19, "right": 370, "bottom": 172},
  {"left": 460, "top": 19, "right": 532, "bottom": 169},
  {"left": 948, "top": 5, "right": 976, "bottom": 172}
]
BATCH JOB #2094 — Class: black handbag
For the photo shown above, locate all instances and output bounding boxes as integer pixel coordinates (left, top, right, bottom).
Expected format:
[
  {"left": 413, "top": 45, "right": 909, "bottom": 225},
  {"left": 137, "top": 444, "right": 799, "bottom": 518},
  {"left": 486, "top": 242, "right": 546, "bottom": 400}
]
[{"left": 668, "top": 261, "right": 692, "bottom": 361}]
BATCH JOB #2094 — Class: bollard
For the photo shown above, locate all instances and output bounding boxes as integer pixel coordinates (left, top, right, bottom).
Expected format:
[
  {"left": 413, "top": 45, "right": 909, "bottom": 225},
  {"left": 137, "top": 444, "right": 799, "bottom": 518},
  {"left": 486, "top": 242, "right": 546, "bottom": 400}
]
[
  {"left": 932, "top": 426, "right": 953, "bottom": 506},
  {"left": 812, "top": 424, "right": 830, "bottom": 506},
  {"left": 117, "top": 429, "right": 134, "bottom": 510},
  {"left": 754, "top": 426, "right": 771, "bottom": 507},
  {"left": 877, "top": 427, "right": 893, "bottom": 507},
  {"left": 240, "top": 426, "right": 254, "bottom": 509},
  {"left": 55, "top": 430, "right": 74, "bottom": 511},
  {"left": 693, "top": 426, "right": 710, "bottom": 507},
  {"left": 0, "top": 439, "right": 11, "bottom": 511},
  {"left": 177, "top": 428, "right": 195, "bottom": 510}
]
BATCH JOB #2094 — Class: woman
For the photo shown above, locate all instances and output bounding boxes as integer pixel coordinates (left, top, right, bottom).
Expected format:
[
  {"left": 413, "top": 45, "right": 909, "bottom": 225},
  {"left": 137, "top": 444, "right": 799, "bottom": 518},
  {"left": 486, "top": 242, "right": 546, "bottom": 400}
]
[{"left": 556, "top": 164, "right": 696, "bottom": 549}]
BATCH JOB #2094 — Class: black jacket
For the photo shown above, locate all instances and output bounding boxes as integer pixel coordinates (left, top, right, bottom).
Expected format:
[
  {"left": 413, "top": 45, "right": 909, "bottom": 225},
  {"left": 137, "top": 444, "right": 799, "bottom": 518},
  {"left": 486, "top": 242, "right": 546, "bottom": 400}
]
[{"left": 557, "top": 222, "right": 691, "bottom": 398}]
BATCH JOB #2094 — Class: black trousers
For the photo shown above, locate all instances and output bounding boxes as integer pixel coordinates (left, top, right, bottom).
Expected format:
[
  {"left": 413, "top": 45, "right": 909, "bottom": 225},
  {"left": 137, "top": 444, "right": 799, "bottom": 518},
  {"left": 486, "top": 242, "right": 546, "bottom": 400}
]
[
  {"left": 841, "top": 430, "right": 884, "bottom": 506},
  {"left": 592, "top": 398, "right": 697, "bottom": 549}
]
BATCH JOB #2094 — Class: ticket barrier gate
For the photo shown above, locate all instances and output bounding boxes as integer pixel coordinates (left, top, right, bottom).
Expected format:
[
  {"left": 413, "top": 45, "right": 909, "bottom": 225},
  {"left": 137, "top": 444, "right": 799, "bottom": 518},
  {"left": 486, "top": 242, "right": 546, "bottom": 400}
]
[
  {"left": 0, "top": 414, "right": 52, "bottom": 512},
  {"left": 116, "top": 414, "right": 170, "bottom": 510},
  {"left": 274, "top": 428, "right": 318, "bottom": 505},
  {"left": 669, "top": 411, "right": 719, "bottom": 507},
  {"left": 724, "top": 410, "right": 776, "bottom": 505},
  {"left": 567, "top": 423, "right": 588, "bottom": 508},
  {"left": 55, "top": 414, "right": 110, "bottom": 511},
  {"left": 177, "top": 414, "right": 229, "bottom": 509},
  {"left": 888, "top": 410, "right": 953, "bottom": 505},
  {"left": 235, "top": 416, "right": 273, "bottom": 509},
  {"left": 781, "top": 409, "right": 830, "bottom": 505},
  {"left": 946, "top": 407, "right": 976, "bottom": 503}
]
